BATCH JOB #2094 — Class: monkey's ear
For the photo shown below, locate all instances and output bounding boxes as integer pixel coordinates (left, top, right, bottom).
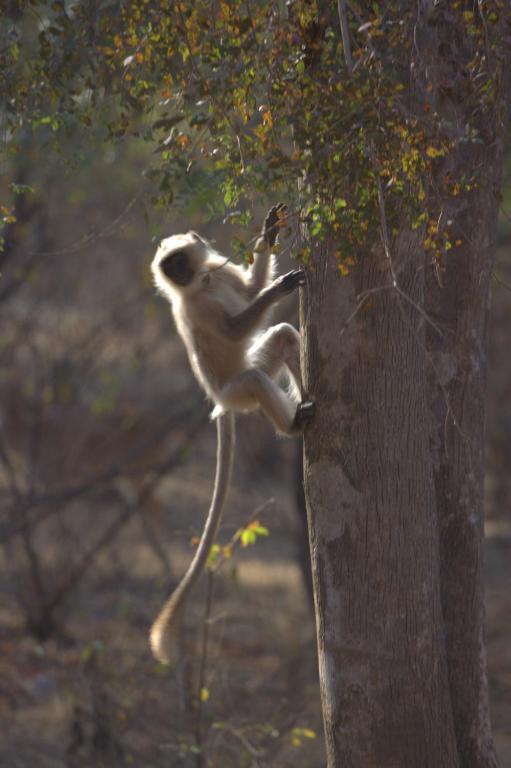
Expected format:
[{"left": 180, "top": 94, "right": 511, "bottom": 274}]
[{"left": 188, "top": 231, "right": 210, "bottom": 251}]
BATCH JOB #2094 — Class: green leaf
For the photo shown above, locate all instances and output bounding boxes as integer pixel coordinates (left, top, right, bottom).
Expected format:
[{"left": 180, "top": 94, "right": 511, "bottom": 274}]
[
  {"left": 10, "top": 182, "right": 34, "bottom": 196},
  {"left": 241, "top": 529, "right": 256, "bottom": 547},
  {"left": 252, "top": 524, "right": 269, "bottom": 536}
]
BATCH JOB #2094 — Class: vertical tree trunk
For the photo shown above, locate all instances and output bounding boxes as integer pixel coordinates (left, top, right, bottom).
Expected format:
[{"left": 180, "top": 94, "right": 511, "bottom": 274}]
[
  {"left": 417, "top": 9, "right": 511, "bottom": 764},
  {"left": 426, "top": 146, "right": 504, "bottom": 768},
  {"left": 302, "top": 8, "right": 510, "bottom": 766},
  {"left": 301, "top": 235, "right": 459, "bottom": 767}
]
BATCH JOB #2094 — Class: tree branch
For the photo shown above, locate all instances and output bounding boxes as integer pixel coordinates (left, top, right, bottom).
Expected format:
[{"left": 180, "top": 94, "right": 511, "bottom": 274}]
[{"left": 337, "top": 0, "right": 353, "bottom": 74}]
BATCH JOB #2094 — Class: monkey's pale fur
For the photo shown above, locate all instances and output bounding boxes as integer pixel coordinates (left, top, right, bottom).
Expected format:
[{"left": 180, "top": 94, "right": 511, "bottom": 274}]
[
  {"left": 149, "top": 227, "right": 310, "bottom": 662},
  {"left": 151, "top": 231, "right": 304, "bottom": 430}
]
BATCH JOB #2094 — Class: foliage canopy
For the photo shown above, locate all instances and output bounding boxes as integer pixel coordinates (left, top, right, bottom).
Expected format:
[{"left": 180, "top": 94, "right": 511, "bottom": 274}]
[{"left": 1, "top": 0, "right": 509, "bottom": 264}]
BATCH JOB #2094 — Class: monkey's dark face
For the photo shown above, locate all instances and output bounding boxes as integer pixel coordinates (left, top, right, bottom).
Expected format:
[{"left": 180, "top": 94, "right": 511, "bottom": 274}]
[{"left": 159, "top": 249, "right": 195, "bottom": 287}]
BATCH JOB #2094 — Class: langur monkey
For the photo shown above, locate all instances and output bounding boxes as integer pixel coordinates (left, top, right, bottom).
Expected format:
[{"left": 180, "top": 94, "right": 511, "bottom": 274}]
[{"left": 149, "top": 204, "right": 314, "bottom": 662}]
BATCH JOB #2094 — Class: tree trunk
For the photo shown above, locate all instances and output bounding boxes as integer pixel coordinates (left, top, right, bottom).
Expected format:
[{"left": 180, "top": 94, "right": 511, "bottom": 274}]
[
  {"left": 301, "top": 235, "right": 459, "bottom": 766},
  {"left": 301, "top": 8, "right": 510, "bottom": 766},
  {"left": 418, "top": 9, "right": 510, "bottom": 765},
  {"left": 426, "top": 145, "right": 504, "bottom": 768}
]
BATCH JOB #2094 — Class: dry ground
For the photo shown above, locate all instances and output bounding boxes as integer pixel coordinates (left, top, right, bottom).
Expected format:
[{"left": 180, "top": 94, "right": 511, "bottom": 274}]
[{"left": 0, "top": 452, "right": 509, "bottom": 767}]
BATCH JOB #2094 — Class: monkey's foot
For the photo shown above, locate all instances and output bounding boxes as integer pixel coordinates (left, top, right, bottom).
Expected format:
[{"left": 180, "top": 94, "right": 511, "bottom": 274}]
[{"left": 292, "top": 400, "right": 316, "bottom": 432}]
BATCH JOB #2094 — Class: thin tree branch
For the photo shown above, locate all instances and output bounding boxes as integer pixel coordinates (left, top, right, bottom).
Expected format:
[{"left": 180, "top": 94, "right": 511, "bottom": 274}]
[
  {"left": 337, "top": 0, "right": 353, "bottom": 74},
  {"left": 0, "top": 401, "right": 207, "bottom": 541},
  {"left": 46, "top": 418, "right": 203, "bottom": 612},
  {"left": 492, "top": 270, "right": 511, "bottom": 294},
  {"left": 370, "top": 144, "right": 445, "bottom": 338}
]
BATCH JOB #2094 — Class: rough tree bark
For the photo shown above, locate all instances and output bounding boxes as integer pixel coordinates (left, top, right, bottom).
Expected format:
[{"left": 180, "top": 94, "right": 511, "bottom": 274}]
[
  {"left": 301, "top": 235, "right": 459, "bottom": 767},
  {"left": 426, "top": 145, "right": 502, "bottom": 768},
  {"left": 301, "top": 7, "right": 510, "bottom": 767},
  {"left": 419, "top": 11, "right": 511, "bottom": 767}
]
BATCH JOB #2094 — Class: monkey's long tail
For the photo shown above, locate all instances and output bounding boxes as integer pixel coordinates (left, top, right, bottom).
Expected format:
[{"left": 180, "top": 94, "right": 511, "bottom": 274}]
[{"left": 150, "top": 411, "right": 235, "bottom": 663}]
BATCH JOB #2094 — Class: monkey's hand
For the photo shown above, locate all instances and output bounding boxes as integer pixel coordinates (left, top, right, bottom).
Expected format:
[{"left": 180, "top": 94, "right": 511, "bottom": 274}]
[
  {"left": 274, "top": 268, "right": 306, "bottom": 295},
  {"left": 263, "top": 202, "right": 288, "bottom": 248}
]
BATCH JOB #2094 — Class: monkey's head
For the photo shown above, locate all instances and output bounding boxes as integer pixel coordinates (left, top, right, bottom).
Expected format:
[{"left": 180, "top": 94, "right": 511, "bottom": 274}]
[{"left": 152, "top": 231, "right": 207, "bottom": 296}]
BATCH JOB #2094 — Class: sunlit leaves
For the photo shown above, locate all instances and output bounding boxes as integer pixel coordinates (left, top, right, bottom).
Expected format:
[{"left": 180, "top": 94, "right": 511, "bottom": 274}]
[
  {"left": 425, "top": 146, "right": 446, "bottom": 159},
  {"left": 205, "top": 517, "right": 269, "bottom": 570},
  {"left": 240, "top": 521, "right": 269, "bottom": 548},
  {"left": 2, "top": 0, "right": 507, "bottom": 267},
  {"left": 291, "top": 726, "right": 317, "bottom": 747},
  {"left": 0, "top": 205, "right": 17, "bottom": 226}
]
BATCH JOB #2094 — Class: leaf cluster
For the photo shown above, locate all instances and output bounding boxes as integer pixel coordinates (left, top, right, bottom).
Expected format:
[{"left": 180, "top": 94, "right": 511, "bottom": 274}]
[{"left": 2, "top": 0, "right": 509, "bottom": 268}]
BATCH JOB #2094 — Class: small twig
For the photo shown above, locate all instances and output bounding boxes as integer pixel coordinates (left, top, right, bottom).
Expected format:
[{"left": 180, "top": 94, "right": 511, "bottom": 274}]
[
  {"left": 370, "top": 143, "right": 444, "bottom": 338},
  {"left": 372, "top": 151, "right": 398, "bottom": 288},
  {"left": 500, "top": 205, "right": 511, "bottom": 223},
  {"left": 24, "top": 195, "right": 141, "bottom": 259},
  {"left": 1, "top": 403, "right": 207, "bottom": 541},
  {"left": 393, "top": 294, "right": 468, "bottom": 460},
  {"left": 337, "top": 0, "right": 353, "bottom": 74},
  {"left": 476, "top": 0, "right": 491, "bottom": 63},
  {"left": 0, "top": 434, "right": 21, "bottom": 498},
  {"left": 492, "top": 270, "right": 511, "bottom": 294},
  {"left": 46, "top": 506, "right": 133, "bottom": 613},
  {"left": 338, "top": 285, "right": 393, "bottom": 338},
  {"left": 394, "top": 284, "right": 444, "bottom": 337},
  {"left": 195, "top": 569, "right": 215, "bottom": 768},
  {"left": 349, "top": 3, "right": 376, "bottom": 57},
  {"left": 211, "top": 497, "right": 275, "bottom": 575},
  {"left": 224, "top": 724, "right": 265, "bottom": 759}
]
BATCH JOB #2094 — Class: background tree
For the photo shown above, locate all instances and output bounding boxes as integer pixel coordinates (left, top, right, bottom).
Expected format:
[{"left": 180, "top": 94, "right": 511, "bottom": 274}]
[{"left": 1, "top": 1, "right": 510, "bottom": 766}]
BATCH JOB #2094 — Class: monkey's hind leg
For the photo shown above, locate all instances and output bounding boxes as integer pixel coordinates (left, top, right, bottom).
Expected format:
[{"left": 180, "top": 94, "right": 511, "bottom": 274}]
[
  {"left": 218, "top": 369, "right": 295, "bottom": 435},
  {"left": 246, "top": 323, "right": 315, "bottom": 433},
  {"left": 219, "top": 367, "right": 313, "bottom": 436},
  {"left": 248, "top": 322, "right": 303, "bottom": 400}
]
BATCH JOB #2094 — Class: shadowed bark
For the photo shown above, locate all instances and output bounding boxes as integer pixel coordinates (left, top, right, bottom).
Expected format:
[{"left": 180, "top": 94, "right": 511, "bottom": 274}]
[
  {"left": 301, "top": 235, "right": 459, "bottom": 767},
  {"left": 426, "top": 142, "right": 504, "bottom": 768}
]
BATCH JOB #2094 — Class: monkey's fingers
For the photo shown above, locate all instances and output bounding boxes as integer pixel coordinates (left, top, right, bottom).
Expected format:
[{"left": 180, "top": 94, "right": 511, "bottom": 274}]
[{"left": 277, "top": 268, "right": 306, "bottom": 293}]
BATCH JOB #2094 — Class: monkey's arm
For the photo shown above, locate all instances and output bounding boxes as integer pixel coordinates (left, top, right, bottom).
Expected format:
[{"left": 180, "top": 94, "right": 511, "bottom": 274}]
[
  {"left": 246, "top": 239, "right": 273, "bottom": 298},
  {"left": 225, "top": 269, "right": 304, "bottom": 342},
  {"left": 246, "top": 203, "right": 287, "bottom": 298}
]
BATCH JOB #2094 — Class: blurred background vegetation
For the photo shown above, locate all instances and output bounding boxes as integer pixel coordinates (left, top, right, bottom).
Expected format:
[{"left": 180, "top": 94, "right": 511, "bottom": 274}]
[{"left": 0, "top": 123, "right": 324, "bottom": 766}]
